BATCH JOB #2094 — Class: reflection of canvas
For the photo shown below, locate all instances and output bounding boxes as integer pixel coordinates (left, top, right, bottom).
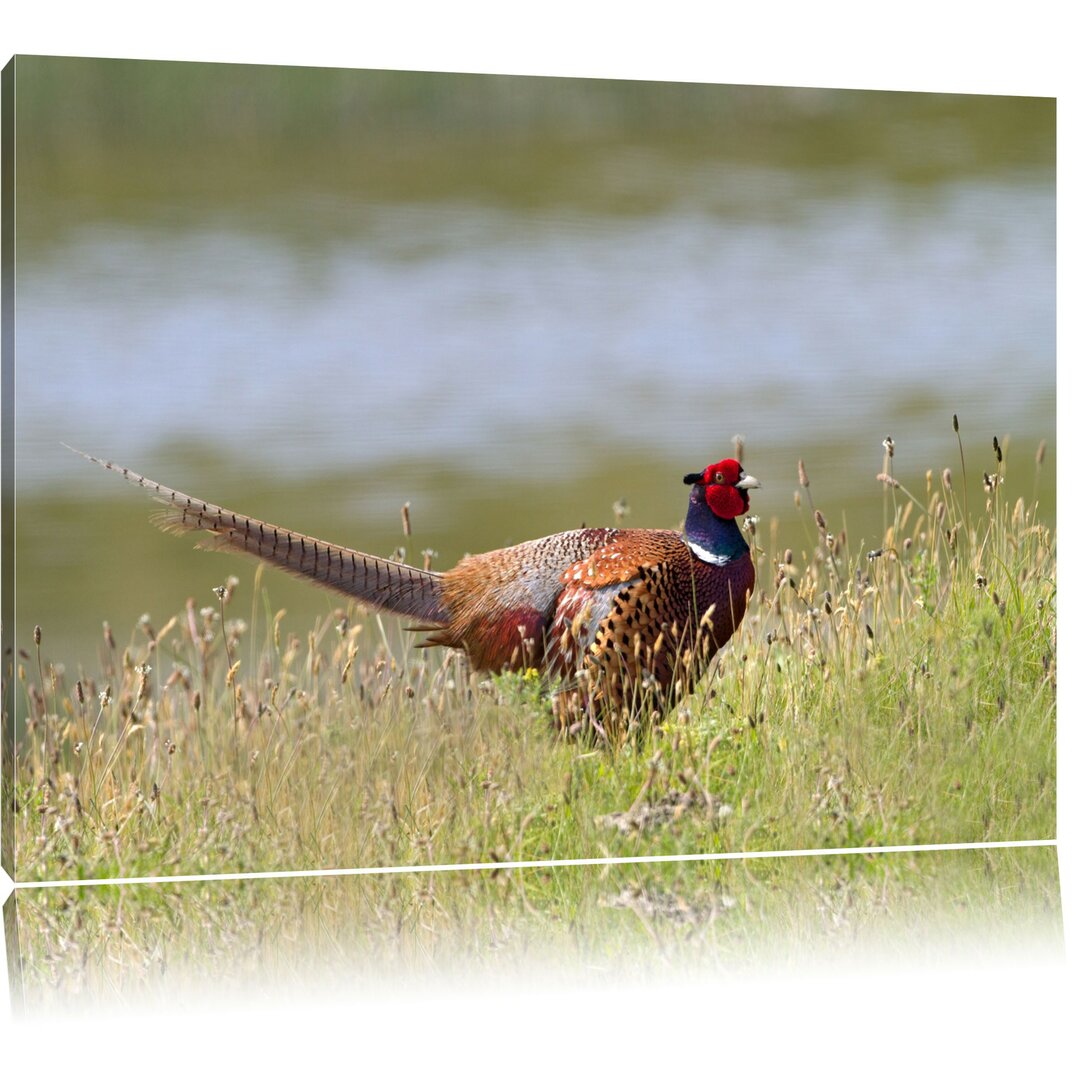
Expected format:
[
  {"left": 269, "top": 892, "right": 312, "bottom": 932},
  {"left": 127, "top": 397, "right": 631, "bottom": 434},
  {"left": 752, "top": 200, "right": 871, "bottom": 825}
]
[
  {"left": 7, "top": 847, "right": 1064, "bottom": 1009},
  {"left": 3, "top": 60, "right": 1055, "bottom": 891}
]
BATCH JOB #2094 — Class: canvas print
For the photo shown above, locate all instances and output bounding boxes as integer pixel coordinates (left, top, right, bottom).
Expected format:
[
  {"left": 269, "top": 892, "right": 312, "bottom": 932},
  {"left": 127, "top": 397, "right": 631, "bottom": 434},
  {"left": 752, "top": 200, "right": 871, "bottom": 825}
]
[{"left": 1, "top": 58, "right": 1055, "bottom": 888}]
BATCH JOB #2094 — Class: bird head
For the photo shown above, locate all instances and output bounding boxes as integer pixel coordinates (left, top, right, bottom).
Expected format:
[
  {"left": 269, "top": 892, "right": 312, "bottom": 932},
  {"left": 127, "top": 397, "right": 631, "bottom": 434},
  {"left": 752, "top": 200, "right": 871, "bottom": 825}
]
[{"left": 683, "top": 458, "right": 760, "bottom": 519}]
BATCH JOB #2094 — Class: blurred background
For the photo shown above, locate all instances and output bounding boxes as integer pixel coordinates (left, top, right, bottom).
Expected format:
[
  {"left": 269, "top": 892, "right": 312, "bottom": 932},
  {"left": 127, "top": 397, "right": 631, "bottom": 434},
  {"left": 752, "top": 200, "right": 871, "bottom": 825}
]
[{"left": 13, "top": 57, "right": 1055, "bottom": 668}]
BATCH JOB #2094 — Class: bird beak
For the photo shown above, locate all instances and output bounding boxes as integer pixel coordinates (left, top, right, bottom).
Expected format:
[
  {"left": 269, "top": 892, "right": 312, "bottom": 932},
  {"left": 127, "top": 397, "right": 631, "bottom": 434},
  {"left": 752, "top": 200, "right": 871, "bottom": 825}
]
[
  {"left": 683, "top": 471, "right": 705, "bottom": 486},
  {"left": 735, "top": 473, "right": 761, "bottom": 490}
]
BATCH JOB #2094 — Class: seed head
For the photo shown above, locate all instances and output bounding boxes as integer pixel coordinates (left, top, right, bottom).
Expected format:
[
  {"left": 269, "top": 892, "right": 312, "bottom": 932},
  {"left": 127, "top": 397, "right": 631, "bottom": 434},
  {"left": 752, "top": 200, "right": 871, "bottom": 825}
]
[
  {"left": 798, "top": 459, "right": 810, "bottom": 488},
  {"left": 33, "top": 625, "right": 41, "bottom": 646},
  {"left": 942, "top": 468, "right": 952, "bottom": 491},
  {"left": 814, "top": 509, "right": 827, "bottom": 532},
  {"left": 401, "top": 501, "right": 412, "bottom": 537},
  {"left": 732, "top": 434, "right": 745, "bottom": 461},
  {"left": 882, "top": 436, "right": 894, "bottom": 458},
  {"left": 876, "top": 472, "right": 899, "bottom": 488},
  {"left": 952, "top": 414, "right": 959, "bottom": 433},
  {"left": 1036, "top": 439, "right": 1046, "bottom": 466},
  {"left": 993, "top": 435, "right": 1002, "bottom": 463}
]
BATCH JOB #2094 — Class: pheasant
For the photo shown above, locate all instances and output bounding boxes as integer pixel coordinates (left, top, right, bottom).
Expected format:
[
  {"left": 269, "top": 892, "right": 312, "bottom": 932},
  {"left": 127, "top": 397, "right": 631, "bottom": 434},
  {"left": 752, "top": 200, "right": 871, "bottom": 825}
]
[{"left": 71, "top": 449, "right": 759, "bottom": 733}]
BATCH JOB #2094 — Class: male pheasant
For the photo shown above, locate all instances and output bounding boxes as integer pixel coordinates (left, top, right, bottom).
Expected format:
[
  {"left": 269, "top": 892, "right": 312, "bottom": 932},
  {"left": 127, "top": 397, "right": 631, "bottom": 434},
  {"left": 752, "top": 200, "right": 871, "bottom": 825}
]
[{"left": 73, "top": 449, "right": 759, "bottom": 733}]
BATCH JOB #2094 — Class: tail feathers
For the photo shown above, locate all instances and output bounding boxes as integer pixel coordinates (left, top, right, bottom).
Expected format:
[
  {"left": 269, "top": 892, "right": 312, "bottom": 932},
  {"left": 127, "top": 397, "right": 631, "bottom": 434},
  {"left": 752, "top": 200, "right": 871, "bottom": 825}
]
[{"left": 68, "top": 446, "right": 450, "bottom": 626}]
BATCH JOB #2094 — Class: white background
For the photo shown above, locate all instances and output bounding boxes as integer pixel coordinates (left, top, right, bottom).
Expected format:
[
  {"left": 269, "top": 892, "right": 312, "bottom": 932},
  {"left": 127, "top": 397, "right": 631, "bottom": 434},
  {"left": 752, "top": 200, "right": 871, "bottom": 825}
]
[{"left": 1, "top": 2, "right": 1075, "bottom": 1074}]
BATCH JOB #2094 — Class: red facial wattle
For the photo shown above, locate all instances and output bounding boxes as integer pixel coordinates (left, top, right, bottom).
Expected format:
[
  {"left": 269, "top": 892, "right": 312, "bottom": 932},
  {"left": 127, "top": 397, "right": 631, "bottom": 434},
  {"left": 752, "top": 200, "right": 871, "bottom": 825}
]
[{"left": 703, "top": 458, "right": 751, "bottom": 520}]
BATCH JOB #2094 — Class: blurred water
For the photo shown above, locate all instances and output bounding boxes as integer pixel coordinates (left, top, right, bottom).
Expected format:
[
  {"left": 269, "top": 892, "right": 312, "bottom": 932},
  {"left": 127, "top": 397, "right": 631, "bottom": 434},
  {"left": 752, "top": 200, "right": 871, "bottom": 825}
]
[{"left": 16, "top": 170, "right": 1053, "bottom": 490}]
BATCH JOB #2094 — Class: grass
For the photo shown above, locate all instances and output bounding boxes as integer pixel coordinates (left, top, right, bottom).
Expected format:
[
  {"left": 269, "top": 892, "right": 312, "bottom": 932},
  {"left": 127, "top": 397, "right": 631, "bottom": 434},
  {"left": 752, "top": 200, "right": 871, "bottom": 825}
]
[
  {"left": 9, "top": 846, "right": 1063, "bottom": 1009},
  {"left": 10, "top": 432, "right": 1056, "bottom": 882}
]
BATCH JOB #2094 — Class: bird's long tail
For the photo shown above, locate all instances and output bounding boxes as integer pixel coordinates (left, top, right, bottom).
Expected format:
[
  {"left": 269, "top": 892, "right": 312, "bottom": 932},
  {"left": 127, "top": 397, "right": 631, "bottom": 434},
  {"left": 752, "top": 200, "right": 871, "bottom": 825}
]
[{"left": 68, "top": 446, "right": 450, "bottom": 626}]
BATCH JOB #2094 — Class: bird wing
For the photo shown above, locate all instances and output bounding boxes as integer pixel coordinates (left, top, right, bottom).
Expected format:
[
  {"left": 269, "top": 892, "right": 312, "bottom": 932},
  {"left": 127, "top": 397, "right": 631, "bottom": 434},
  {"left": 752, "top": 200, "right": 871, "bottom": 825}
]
[{"left": 548, "top": 530, "right": 693, "bottom": 682}]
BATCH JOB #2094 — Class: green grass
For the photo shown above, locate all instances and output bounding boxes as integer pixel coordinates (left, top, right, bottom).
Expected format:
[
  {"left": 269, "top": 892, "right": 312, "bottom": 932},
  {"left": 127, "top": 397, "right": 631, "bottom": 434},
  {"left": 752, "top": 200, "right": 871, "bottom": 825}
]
[
  {"left": 8, "top": 846, "right": 1063, "bottom": 1008},
  {"left": 11, "top": 439, "right": 1055, "bottom": 882}
]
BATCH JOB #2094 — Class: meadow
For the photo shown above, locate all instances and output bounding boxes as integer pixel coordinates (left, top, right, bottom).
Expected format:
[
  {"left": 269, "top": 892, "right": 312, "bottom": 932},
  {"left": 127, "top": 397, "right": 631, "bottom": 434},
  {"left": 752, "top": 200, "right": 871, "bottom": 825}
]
[
  {"left": 8, "top": 845, "right": 1063, "bottom": 1010},
  {"left": 10, "top": 426, "right": 1056, "bottom": 882}
]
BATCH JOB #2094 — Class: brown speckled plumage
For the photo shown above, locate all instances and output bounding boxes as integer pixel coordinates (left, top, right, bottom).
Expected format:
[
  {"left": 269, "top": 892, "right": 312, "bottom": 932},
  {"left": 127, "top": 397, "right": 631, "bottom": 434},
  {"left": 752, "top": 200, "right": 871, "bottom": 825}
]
[
  {"left": 545, "top": 529, "right": 754, "bottom": 727},
  {"left": 72, "top": 447, "right": 757, "bottom": 732}
]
